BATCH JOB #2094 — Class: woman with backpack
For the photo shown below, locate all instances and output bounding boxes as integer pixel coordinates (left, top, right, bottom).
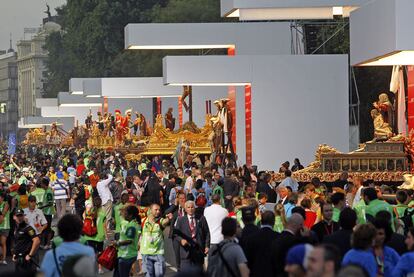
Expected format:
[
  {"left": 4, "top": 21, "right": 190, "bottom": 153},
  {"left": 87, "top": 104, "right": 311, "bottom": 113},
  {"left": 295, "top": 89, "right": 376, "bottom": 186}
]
[
  {"left": 83, "top": 197, "right": 107, "bottom": 274},
  {"left": 113, "top": 205, "right": 141, "bottom": 277}
]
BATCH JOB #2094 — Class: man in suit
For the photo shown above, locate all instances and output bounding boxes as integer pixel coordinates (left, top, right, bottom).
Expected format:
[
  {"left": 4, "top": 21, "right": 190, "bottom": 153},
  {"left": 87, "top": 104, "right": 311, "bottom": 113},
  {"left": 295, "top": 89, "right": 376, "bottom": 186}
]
[
  {"left": 257, "top": 173, "right": 277, "bottom": 203},
  {"left": 323, "top": 207, "right": 357, "bottom": 258},
  {"left": 245, "top": 211, "right": 279, "bottom": 277},
  {"left": 164, "top": 192, "right": 187, "bottom": 271},
  {"left": 271, "top": 213, "right": 310, "bottom": 277},
  {"left": 175, "top": 200, "right": 210, "bottom": 271},
  {"left": 276, "top": 185, "right": 289, "bottom": 205},
  {"left": 239, "top": 206, "right": 259, "bottom": 253}
]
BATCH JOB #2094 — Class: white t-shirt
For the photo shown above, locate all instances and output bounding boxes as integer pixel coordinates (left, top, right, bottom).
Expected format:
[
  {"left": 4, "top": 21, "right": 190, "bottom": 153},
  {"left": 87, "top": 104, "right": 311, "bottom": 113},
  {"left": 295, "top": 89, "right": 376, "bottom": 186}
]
[
  {"left": 97, "top": 175, "right": 113, "bottom": 205},
  {"left": 203, "top": 204, "right": 228, "bottom": 244},
  {"left": 23, "top": 208, "right": 47, "bottom": 235}
]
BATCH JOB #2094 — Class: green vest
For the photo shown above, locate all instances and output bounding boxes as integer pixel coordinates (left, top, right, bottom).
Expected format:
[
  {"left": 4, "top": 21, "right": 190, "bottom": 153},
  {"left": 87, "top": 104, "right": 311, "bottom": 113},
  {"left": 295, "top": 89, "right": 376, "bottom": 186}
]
[
  {"left": 43, "top": 188, "right": 55, "bottom": 215},
  {"left": 30, "top": 188, "right": 46, "bottom": 206},
  {"left": 118, "top": 220, "right": 141, "bottom": 259},
  {"left": 114, "top": 203, "right": 126, "bottom": 233},
  {"left": 84, "top": 209, "right": 106, "bottom": 242},
  {"left": 0, "top": 202, "right": 10, "bottom": 230}
]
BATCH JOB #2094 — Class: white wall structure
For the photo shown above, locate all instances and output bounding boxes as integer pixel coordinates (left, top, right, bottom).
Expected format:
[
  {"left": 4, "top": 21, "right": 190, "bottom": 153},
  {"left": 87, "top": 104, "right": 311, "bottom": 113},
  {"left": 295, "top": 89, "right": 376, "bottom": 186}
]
[
  {"left": 163, "top": 55, "right": 349, "bottom": 169},
  {"left": 221, "top": 0, "right": 369, "bottom": 20},
  {"left": 69, "top": 78, "right": 100, "bottom": 95},
  {"left": 19, "top": 116, "right": 74, "bottom": 131},
  {"left": 350, "top": 0, "right": 414, "bottom": 66},
  {"left": 125, "top": 22, "right": 293, "bottom": 55}
]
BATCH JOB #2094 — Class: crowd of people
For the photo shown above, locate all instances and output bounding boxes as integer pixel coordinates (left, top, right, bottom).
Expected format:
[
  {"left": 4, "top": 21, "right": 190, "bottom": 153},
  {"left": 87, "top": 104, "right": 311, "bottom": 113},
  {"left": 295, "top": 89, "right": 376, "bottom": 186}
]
[{"left": 0, "top": 145, "right": 413, "bottom": 277}]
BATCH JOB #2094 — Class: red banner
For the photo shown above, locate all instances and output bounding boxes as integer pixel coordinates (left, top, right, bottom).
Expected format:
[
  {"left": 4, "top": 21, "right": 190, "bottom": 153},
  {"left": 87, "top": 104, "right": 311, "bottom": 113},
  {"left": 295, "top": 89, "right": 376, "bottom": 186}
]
[
  {"left": 245, "top": 85, "right": 252, "bottom": 165},
  {"left": 408, "top": 66, "right": 414, "bottom": 133},
  {"left": 227, "top": 47, "right": 236, "bottom": 152}
]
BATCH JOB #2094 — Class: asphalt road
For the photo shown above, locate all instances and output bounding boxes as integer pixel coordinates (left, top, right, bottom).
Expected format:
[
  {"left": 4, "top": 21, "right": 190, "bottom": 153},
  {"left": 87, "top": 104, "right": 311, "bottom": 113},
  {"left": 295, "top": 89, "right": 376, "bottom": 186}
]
[{"left": 0, "top": 226, "right": 178, "bottom": 277}]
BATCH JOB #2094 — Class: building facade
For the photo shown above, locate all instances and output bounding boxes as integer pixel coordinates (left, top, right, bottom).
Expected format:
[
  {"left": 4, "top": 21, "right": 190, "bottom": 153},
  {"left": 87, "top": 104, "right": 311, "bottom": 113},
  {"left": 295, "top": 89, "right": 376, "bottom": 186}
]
[
  {"left": 17, "top": 22, "right": 60, "bottom": 118},
  {"left": 0, "top": 51, "right": 18, "bottom": 139}
]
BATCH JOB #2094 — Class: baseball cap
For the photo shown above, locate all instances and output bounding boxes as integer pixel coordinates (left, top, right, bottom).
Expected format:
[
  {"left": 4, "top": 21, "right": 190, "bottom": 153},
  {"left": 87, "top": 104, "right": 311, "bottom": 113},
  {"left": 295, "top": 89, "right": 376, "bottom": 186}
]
[
  {"left": 286, "top": 244, "right": 314, "bottom": 268},
  {"left": 15, "top": 209, "right": 25, "bottom": 216}
]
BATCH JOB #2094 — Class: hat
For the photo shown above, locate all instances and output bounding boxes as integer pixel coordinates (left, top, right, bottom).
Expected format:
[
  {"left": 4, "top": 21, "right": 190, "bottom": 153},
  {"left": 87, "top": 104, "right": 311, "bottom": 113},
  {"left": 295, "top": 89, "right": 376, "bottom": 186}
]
[
  {"left": 115, "top": 109, "right": 121, "bottom": 114},
  {"left": 241, "top": 206, "right": 256, "bottom": 222},
  {"left": 15, "top": 209, "right": 25, "bottom": 216},
  {"left": 28, "top": 195, "right": 36, "bottom": 202},
  {"left": 286, "top": 244, "right": 314, "bottom": 268},
  {"left": 22, "top": 167, "right": 29, "bottom": 173},
  {"left": 125, "top": 109, "right": 132, "bottom": 115}
]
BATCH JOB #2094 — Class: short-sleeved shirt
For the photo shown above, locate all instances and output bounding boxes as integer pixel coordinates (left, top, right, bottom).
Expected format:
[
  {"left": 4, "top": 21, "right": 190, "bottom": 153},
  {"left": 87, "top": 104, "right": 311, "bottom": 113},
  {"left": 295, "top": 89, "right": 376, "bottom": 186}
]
[
  {"left": 43, "top": 188, "right": 55, "bottom": 216},
  {"left": 140, "top": 218, "right": 166, "bottom": 255},
  {"left": 30, "top": 188, "right": 46, "bottom": 206},
  {"left": 113, "top": 203, "right": 126, "bottom": 233},
  {"left": 14, "top": 222, "right": 37, "bottom": 255},
  {"left": 118, "top": 220, "right": 141, "bottom": 259},
  {"left": 41, "top": 242, "right": 95, "bottom": 277},
  {"left": 214, "top": 240, "right": 248, "bottom": 277},
  {"left": 23, "top": 208, "right": 47, "bottom": 235}
]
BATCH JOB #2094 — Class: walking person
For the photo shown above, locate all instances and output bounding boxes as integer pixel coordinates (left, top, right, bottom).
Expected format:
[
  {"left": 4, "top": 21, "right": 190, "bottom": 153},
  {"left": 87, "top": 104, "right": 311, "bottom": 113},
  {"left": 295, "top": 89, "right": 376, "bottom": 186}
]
[
  {"left": 0, "top": 191, "right": 10, "bottom": 264},
  {"left": 113, "top": 205, "right": 142, "bottom": 277},
  {"left": 97, "top": 173, "right": 114, "bottom": 230},
  {"left": 140, "top": 204, "right": 172, "bottom": 277},
  {"left": 174, "top": 200, "right": 210, "bottom": 271},
  {"left": 12, "top": 209, "right": 40, "bottom": 274},
  {"left": 52, "top": 173, "right": 69, "bottom": 219}
]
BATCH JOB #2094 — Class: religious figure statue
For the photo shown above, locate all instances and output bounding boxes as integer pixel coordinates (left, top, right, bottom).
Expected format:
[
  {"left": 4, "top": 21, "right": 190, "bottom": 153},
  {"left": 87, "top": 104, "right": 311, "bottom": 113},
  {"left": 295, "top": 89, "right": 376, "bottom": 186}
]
[
  {"left": 121, "top": 109, "right": 133, "bottom": 140},
  {"left": 165, "top": 107, "right": 176, "bottom": 131},
  {"left": 181, "top": 86, "right": 191, "bottom": 112},
  {"left": 85, "top": 109, "right": 92, "bottom": 130},
  {"left": 219, "top": 98, "right": 235, "bottom": 156},
  {"left": 209, "top": 100, "right": 224, "bottom": 163},
  {"left": 371, "top": 109, "right": 393, "bottom": 141},
  {"left": 134, "top": 112, "right": 149, "bottom": 136},
  {"left": 373, "top": 93, "right": 394, "bottom": 132}
]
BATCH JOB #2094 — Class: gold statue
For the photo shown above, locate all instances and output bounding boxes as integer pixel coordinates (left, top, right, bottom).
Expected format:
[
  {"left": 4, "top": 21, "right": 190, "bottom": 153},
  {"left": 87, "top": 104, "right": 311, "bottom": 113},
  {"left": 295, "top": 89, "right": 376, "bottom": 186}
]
[
  {"left": 373, "top": 93, "right": 394, "bottom": 131},
  {"left": 371, "top": 109, "right": 393, "bottom": 140}
]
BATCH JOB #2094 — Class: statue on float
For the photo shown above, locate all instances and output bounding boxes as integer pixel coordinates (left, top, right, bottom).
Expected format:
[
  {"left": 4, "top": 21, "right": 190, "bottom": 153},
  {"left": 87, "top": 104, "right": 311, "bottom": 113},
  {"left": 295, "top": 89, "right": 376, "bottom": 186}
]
[
  {"left": 46, "top": 122, "right": 61, "bottom": 144},
  {"left": 209, "top": 98, "right": 235, "bottom": 165},
  {"left": 371, "top": 109, "right": 393, "bottom": 141},
  {"left": 172, "top": 137, "right": 190, "bottom": 168},
  {"left": 373, "top": 93, "right": 394, "bottom": 132},
  {"left": 165, "top": 107, "right": 176, "bottom": 131}
]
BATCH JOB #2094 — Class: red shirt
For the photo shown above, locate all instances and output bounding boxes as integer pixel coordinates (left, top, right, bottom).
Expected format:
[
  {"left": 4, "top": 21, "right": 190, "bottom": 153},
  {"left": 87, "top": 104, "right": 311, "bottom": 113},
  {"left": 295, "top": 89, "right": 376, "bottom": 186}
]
[
  {"left": 89, "top": 174, "right": 100, "bottom": 188},
  {"left": 76, "top": 164, "right": 86, "bottom": 176},
  {"left": 304, "top": 210, "right": 317, "bottom": 229}
]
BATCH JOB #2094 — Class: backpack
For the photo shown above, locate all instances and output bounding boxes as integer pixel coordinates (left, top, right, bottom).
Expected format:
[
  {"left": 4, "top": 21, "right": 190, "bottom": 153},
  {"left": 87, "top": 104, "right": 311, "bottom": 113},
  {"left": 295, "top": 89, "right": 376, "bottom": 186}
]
[
  {"left": 82, "top": 215, "right": 97, "bottom": 236},
  {"left": 127, "top": 189, "right": 137, "bottom": 204},
  {"left": 207, "top": 241, "right": 238, "bottom": 277},
  {"left": 400, "top": 208, "right": 414, "bottom": 234},
  {"left": 195, "top": 189, "right": 207, "bottom": 208}
]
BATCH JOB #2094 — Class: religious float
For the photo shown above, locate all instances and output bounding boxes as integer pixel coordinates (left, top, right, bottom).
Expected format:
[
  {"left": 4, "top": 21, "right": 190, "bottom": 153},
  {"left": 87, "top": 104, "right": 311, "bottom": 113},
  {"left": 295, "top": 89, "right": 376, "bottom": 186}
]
[
  {"left": 22, "top": 97, "right": 235, "bottom": 167},
  {"left": 273, "top": 93, "right": 413, "bottom": 183}
]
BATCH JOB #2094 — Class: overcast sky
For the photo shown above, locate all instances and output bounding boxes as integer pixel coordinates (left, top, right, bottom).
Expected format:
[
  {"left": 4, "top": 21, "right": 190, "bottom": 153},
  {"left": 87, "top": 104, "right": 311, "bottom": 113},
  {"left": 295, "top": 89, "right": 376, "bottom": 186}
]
[{"left": 0, "top": 0, "right": 66, "bottom": 50}]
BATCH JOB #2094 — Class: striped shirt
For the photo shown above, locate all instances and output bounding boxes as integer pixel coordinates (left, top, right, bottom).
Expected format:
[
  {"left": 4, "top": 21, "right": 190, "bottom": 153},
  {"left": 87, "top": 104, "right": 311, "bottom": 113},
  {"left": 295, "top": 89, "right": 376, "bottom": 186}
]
[{"left": 53, "top": 179, "right": 69, "bottom": 200}]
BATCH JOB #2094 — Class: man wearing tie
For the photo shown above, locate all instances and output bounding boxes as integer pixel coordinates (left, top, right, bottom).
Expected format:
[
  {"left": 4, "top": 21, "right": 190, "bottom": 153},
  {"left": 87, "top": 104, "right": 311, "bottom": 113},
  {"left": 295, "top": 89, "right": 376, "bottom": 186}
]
[
  {"left": 175, "top": 201, "right": 210, "bottom": 271},
  {"left": 165, "top": 192, "right": 187, "bottom": 271}
]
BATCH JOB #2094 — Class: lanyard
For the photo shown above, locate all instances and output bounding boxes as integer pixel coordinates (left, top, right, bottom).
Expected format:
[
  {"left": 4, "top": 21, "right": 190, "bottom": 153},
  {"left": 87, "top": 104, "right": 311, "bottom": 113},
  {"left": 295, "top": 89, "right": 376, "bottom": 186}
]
[{"left": 324, "top": 222, "right": 334, "bottom": 235}]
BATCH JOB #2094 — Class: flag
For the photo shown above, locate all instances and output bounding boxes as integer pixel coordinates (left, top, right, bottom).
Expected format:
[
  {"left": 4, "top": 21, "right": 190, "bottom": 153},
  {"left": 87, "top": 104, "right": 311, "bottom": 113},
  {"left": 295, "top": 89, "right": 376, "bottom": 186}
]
[{"left": 7, "top": 133, "right": 16, "bottom": 155}]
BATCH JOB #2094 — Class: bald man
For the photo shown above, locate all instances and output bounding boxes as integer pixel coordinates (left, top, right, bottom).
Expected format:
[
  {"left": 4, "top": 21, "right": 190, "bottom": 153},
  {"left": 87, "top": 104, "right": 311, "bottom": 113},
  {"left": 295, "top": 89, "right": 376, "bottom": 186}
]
[{"left": 271, "top": 213, "right": 312, "bottom": 276}]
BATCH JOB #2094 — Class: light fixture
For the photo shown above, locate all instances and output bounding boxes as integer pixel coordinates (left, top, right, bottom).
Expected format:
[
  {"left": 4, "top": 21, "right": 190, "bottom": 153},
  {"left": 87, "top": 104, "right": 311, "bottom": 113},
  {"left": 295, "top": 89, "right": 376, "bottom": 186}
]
[
  {"left": 127, "top": 44, "right": 235, "bottom": 50},
  {"left": 166, "top": 82, "right": 251, "bottom": 87},
  {"left": 350, "top": 0, "right": 414, "bottom": 66},
  {"left": 58, "top": 92, "right": 102, "bottom": 107},
  {"left": 221, "top": 0, "right": 367, "bottom": 20}
]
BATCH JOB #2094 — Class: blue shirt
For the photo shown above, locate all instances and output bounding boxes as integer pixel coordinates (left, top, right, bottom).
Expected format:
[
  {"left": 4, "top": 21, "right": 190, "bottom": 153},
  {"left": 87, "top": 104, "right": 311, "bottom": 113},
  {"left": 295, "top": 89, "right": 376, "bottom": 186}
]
[
  {"left": 284, "top": 202, "right": 295, "bottom": 218},
  {"left": 202, "top": 182, "right": 213, "bottom": 206},
  {"left": 342, "top": 249, "right": 377, "bottom": 277},
  {"left": 392, "top": 252, "right": 414, "bottom": 277},
  {"left": 381, "top": 246, "right": 400, "bottom": 277},
  {"left": 41, "top": 241, "right": 95, "bottom": 277}
]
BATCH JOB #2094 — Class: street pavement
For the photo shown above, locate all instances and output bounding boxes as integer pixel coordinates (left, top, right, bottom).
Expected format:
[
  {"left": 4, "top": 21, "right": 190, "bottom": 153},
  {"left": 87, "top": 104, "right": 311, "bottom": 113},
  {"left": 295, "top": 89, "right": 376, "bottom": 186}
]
[{"left": 0, "top": 226, "right": 178, "bottom": 277}]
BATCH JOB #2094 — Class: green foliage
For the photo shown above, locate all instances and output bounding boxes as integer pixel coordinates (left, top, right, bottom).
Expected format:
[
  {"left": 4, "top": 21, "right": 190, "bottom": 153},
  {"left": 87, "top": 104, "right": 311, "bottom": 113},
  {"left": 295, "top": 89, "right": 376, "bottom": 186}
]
[{"left": 43, "top": 0, "right": 223, "bottom": 97}]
